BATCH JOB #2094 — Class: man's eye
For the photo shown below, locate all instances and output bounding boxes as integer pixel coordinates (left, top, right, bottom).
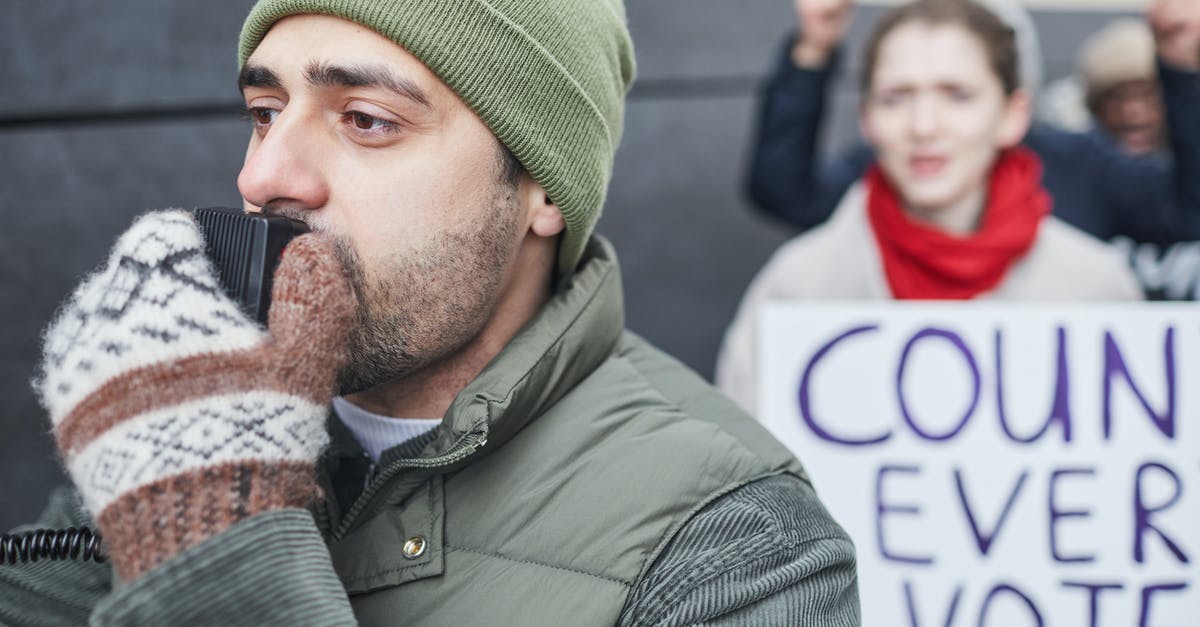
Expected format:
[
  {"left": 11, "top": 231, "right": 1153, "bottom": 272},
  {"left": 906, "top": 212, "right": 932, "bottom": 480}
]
[
  {"left": 344, "top": 111, "right": 398, "bottom": 133},
  {"left": 351, "top": 112, "right": 376, "bottom": 129},
  {"left": 243, "top": 107, "right": 278, "bottom": 126}
]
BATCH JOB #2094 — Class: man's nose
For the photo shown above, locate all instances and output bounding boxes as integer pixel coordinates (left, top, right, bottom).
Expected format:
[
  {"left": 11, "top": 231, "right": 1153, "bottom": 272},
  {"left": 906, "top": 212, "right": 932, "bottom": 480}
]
[
  {"left": 908, "top": 95, "right": 940, "bottom": 139},
  {"left": 237, "top": 111, "right": 330, "bottom": 213},
  {"left": 1117, "top": 96, "right": 1155, "bottom": 124}
]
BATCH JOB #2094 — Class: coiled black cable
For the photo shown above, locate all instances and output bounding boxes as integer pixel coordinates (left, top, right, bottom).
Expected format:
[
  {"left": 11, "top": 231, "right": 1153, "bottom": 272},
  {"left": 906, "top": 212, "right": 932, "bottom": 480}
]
[{"left": 1, "top": 527, "right": 105, "bottom": 564}]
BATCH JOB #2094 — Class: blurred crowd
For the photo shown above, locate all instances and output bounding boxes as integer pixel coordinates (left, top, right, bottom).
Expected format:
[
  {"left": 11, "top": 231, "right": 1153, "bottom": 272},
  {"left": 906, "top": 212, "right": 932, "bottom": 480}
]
[{"left": 719, "top": 0, "right": 1200, "bottom": 412}]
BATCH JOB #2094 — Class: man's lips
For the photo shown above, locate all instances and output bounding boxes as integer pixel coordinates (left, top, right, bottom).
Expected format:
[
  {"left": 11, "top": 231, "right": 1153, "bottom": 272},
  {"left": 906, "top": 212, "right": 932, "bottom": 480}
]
[
  {"left": 908, "top": 155, "right": 948, "bottom": 177},
  {"left": 1114, "top": 127, "right": 1157, "bottom": 154},
  {"left": 261, "top": 206, "right": 315, "bottom": 231}
]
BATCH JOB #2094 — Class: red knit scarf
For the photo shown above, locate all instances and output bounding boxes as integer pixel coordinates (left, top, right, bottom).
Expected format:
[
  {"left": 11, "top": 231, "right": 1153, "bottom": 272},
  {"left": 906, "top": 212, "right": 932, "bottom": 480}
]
[{"left": 866, "top": 147, "right": 1050, "bottom": 300}]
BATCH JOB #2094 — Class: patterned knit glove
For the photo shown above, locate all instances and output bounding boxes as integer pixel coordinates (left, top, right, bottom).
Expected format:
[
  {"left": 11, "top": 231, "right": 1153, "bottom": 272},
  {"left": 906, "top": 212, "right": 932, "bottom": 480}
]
[{"left": 34, "top": 210, "right": 356, "bottom": 581}]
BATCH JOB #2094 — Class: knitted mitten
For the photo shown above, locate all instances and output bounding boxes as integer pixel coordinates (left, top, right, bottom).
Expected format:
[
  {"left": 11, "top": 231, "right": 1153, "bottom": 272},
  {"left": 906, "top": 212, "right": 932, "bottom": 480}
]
[{"left": 35, "top": 210, "right": 356, "bottom": 581}]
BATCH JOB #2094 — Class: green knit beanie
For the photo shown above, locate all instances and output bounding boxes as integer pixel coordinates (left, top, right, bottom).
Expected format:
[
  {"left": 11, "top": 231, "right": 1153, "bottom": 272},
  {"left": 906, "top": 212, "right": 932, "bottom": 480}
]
[{"left": 238, "top": 0, "right": 636, "bottom": 279}]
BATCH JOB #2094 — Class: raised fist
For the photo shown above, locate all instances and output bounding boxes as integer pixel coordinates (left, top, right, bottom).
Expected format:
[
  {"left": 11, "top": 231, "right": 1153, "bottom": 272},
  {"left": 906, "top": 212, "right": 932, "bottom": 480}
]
[
  {"left": 1149, "top": 0, "right": 1200, "bottom": 70},
  {"left": 792, "top": 0, "right": 855, "bottom": 68}
]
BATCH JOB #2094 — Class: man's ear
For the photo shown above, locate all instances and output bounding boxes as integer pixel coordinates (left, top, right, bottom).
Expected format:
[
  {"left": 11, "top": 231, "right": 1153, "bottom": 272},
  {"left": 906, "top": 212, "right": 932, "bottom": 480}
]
[{"left": 522, "top": 176, "right": 565, "bottom": 238}]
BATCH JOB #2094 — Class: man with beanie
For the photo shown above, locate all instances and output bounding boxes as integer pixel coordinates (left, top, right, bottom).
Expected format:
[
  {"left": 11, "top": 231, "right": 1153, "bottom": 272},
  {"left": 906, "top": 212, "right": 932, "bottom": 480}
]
[
  {"left": 0, "top": 2, "right": 859, "bottom": 625},
  {"left": 1079, "top": 19, "right": 1165, "bottom": 155}
]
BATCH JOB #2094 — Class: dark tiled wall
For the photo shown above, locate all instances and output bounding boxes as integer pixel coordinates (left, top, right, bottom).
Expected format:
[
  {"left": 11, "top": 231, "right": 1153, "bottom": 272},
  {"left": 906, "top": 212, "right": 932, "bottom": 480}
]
[{"left": 0, "top": 1, "right": 1130, "bottom": 529}]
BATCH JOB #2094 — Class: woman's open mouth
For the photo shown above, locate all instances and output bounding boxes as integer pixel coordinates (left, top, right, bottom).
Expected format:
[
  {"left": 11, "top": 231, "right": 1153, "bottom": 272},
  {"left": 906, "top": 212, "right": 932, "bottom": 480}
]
[{"left": 909, "top": 155, "right": 948, "bottom": 177}]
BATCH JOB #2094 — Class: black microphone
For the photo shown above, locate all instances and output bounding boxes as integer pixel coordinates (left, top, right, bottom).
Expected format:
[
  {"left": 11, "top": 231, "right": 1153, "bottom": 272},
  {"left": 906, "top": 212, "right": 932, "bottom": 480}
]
[{"left": 191, "top": 207, "right": 309, "bottom": 324}]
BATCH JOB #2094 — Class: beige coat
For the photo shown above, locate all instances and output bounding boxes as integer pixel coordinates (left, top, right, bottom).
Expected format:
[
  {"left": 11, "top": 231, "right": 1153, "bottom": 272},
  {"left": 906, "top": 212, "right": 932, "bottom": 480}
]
[{"left": 717, "top": 182, "right": 1144, "bottom": 416}]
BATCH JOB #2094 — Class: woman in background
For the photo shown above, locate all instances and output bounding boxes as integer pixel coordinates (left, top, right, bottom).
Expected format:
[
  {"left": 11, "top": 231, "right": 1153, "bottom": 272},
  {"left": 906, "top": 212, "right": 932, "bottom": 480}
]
[{"left": 717, "top": 0, "right": 1142, "bottom": 415}]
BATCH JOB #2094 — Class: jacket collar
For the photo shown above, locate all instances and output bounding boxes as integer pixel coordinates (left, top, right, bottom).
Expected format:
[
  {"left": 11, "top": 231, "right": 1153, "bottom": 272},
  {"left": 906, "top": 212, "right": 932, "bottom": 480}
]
[
  {"left": 325, "top": 235, "right": 624, "bottom": 475},
  {"left": 429, "top": 234, "right": 624, "bottom": 468}
]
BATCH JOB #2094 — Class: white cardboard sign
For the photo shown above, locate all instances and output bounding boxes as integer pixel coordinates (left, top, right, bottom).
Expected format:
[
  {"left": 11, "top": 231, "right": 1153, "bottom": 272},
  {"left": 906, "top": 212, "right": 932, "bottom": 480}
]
[{"left": 759, "top": 303, "right": 1198, "bottom": 626}]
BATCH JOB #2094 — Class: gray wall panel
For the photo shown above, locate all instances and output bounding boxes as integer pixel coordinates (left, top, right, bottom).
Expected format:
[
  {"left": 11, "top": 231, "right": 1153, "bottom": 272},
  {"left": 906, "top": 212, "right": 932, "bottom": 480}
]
[
  {"left": 1034, "top": 10, "right": 1140, "bottom": 80},
  {"left": 0, "top": 1, "right": 254, "bottom": 116},
  {"left": 626, "top": 0, "right": 793, "bottom": 82},
  {"left": 0, "top": 2, "right": 1139, "bottom": 113},
  {"left": 603, "top": 95, "right": 792, "bottom": 376},
  {"left": 0, "top": 119, "right": 249, "bottom": 528}
]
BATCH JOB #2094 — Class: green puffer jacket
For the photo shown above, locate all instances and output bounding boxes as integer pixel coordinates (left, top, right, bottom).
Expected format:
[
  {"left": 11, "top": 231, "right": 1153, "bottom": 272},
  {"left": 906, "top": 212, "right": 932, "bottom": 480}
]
[{"left": 1, "top": 236, "right": 858, "bottom": 626}]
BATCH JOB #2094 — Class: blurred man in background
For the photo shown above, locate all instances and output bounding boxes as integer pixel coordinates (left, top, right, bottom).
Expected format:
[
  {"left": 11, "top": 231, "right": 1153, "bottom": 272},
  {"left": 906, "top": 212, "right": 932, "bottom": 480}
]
[
  {"left": 1037, "top": 10, "right": 1200, "bottom": 299},
  {"left": 1040, "top": 19, "right": 1166, "bottom": 155},
  {"left": 1080, "top": 19, "right": 1166, "bottom": 155}
]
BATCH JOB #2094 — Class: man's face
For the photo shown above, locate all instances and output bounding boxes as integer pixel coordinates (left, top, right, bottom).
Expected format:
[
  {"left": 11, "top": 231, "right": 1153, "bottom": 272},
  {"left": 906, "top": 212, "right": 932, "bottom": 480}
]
[
  {"left": 237, "top": 15, "right": 532, "bottom": 394},
  {"left": 1094, "top": 79, "right": 1164, "bottom": 155},
  {"left": 861, "top": 23, "right": 1030, "bottom": 219}
]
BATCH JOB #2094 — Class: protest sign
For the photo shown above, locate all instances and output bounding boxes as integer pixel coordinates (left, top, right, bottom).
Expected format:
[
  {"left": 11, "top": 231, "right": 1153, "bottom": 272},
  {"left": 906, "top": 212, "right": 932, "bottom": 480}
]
[{"left": 759, "top": 303, "right": 1198, "bottom": 626}]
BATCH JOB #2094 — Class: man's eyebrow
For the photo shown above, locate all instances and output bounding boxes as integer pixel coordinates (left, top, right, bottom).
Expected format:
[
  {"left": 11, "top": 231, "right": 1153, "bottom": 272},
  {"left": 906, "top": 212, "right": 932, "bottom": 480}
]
[
  {"left": 238, "top": 64, "right": 282, "bottom": 91},
  {"left": 304, "top": 61, "right": 433, "bottom": 110}
]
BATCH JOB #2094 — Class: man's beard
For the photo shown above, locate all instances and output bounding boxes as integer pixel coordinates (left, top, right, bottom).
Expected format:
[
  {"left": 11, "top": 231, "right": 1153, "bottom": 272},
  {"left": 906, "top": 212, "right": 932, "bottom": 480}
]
[{"left": 332, "top": 190, "right": 522, "bottom": 396}]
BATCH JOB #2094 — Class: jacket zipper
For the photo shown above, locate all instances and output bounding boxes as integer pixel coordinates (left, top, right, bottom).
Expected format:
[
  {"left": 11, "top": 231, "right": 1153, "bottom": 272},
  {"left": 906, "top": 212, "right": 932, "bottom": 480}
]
[
  {"left": 331, "top": 424, "right": 488, "bottom": 542},
  {"left": 362, "top": 453, "right": 377, "bottom": 495}
]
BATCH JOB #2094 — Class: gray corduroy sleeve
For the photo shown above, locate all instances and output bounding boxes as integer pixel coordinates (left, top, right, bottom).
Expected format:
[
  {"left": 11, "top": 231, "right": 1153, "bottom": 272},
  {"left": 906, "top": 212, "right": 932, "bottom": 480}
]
[
  {"left": 0, "top": 486, "right": 357, "bottom": 626},
  {"left": 91, "top": 510, "right": 356, "bottom": 626},
  {"left": 0, "top": 487, "right": 112, "bottom": 627},
  {"left": 618, "top": 474, "right": 861, "bottom": 627}
]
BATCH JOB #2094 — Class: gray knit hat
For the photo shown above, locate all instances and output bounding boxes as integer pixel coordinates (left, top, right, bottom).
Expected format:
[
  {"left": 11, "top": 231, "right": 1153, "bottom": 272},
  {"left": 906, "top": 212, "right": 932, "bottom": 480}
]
[
  {"left": 1079, "top": 19, "right": 1155, "bottom": 107},
  {"left": 238, "top": 0, "right": 637, "bottom": 278}
]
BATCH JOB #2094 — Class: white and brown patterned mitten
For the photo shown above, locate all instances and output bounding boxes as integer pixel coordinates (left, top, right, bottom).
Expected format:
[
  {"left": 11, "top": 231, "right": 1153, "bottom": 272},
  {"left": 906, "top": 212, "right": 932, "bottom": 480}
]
[{"left": 34, "top": 210, "right": 356, "bottom": 581}]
